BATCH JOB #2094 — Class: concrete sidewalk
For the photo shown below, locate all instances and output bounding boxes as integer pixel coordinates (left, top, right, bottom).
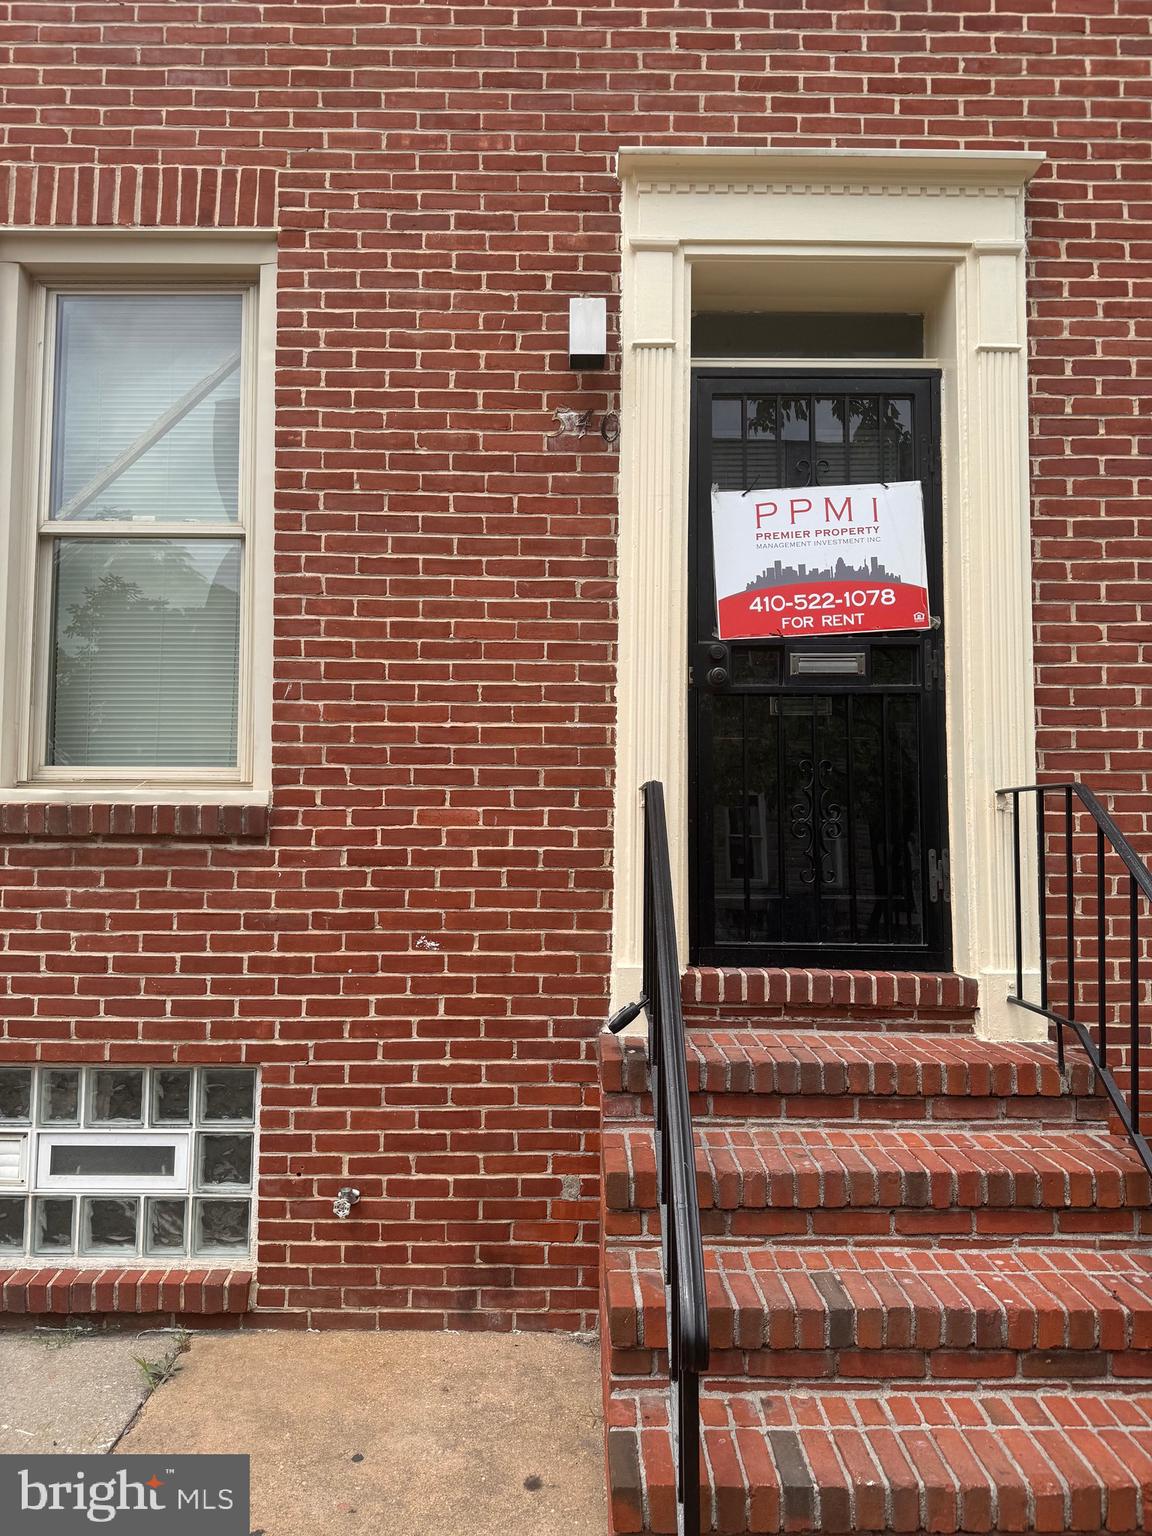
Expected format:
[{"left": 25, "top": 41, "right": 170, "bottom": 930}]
[
  {"left": 120, "top": 1329, "right": 608, "bottom": 1536},
  {"left": 0, "top": 1328, "right": 183, "bottom": 1455}
]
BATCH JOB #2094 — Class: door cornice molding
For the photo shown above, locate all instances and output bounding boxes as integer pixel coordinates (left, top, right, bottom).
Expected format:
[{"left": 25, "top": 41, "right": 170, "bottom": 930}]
[{"left": 617, "top": 147, "right": 1045, "bottom": 189}]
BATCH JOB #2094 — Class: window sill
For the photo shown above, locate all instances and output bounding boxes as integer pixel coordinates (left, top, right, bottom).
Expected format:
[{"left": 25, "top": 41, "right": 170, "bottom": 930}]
[
  {"left": 0, "top": 1266, "right": 253, "bottom": 1316},
  {"left": 0, "top": 800, "right": 269, "bottom": 839}
]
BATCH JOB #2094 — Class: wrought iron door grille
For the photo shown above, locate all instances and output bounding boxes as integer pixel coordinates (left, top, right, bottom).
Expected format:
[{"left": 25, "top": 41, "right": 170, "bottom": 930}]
[{"left": 689, "top": 372, "right": 951, "bottom": 970}]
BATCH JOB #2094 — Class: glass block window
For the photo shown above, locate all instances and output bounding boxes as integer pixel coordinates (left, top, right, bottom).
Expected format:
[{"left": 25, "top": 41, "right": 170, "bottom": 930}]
[{"left": 0, "top": 1066, "right": 256, "bottom": 1263}]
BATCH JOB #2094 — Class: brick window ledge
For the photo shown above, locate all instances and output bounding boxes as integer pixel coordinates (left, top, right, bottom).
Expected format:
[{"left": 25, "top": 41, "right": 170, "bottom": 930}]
[
  {"left": 0, "top": 1267, "right": 254, "bottom": 1316},
  {"left": 0, "top": 803, "right": 269, "bottom": 840}
]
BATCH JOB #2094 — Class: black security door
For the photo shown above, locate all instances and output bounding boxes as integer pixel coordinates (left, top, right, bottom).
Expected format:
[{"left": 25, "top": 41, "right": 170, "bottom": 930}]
[{"left": 689, "top": 371, "right": 950, "bottom": 970}]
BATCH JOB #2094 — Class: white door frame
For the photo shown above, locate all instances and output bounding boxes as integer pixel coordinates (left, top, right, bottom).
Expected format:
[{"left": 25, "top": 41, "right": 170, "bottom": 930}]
[{"left": 611, "top": 148, "right": 1045, "bottom": 1038}]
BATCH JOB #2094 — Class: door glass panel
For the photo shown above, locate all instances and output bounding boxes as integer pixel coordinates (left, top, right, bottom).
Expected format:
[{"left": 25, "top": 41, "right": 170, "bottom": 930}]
[
  {"left": 711, "top": 695, "right": 747, "bottom": 943},
  {"left": 780, "top": 698, "right": 817, "bottom": 942},
  {"left": 745, "top": 697, "right": 780, "bottom": 944},
  {"left": 710, "top": 397, "right": 744, "bottom": 488},
  {"left": 745, "top": 397, "right": 778, "bottom": 490},
  {"left": 780, "top": 397, "right": 811, "bottom": 486},
  {"left": 814, "top": 397, "right": 848, "bottom": 485},
  {"left": 848, "top": 397, "right": 882, "bottom": 483},
  {"left": 850, "top": 695, "right": 888, "bottom": 943},
  {"left": 882, "top": 398, "right": 916, "bottom": 480},
  {"left": 711, "top": 398, "right": 742, "bottom": 437},
  {"left": 730, "top": 648, "right": 783, "bottom": 687},
  {"left": 887, "top": 694, "right": 924, "bottom": 943},
  {"left": 871, "top": 646, "right": 918, "bottom": 686},
  {"left": 817, "top": 697, "right": 851, "bottom": 943},
  {"left": 695, "top": 381, "right": 941, "bottom": 963}
]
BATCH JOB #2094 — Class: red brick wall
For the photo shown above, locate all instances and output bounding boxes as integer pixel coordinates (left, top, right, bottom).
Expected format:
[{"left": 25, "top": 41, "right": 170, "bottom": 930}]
[{"left": 0, "top": 1, "right": 1148, "bottom": 1328}]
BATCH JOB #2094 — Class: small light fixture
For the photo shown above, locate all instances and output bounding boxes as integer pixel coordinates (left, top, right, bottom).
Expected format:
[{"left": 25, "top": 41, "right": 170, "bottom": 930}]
[{"left": 568, "top": 297, "right": 607, "bottom": 370}]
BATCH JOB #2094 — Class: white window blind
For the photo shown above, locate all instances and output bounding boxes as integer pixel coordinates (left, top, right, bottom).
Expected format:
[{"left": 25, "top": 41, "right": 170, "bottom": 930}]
[{"left": 42, "top": 292, "right": 246, "bottom": 769}]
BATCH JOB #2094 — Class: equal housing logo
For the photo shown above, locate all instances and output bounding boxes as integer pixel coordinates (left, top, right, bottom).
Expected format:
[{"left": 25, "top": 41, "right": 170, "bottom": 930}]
[{"left": 0, "top": 1456, "right": 249, "bottom": 1532}]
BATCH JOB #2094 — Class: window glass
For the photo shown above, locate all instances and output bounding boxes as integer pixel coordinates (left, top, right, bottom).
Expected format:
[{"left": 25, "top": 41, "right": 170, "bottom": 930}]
[
  {"left": 50, "top": 294, "right": 243, "bottom": 524},
  {"left": 41, "top": 1069, "right": 81, "bottom": 1124},
  {"left": 0, "top": 1070, "right": 32, "bottom": 1123},
  {"left": 146, "top": 1197, "right": 187, "bottom": 1255},
  {"left": 201, "top": 1069, "right": 255, "bottom": 1124},
  {"left": 82, "top": 1196, "right": 138, "bottom": 1253},
  {"left": 691, "top": 310, "right": 924, "bottom": 358},
  {"left": 47, "top": 538, "right": 241, "bottom": 768},
  {"left": 90, "top": 1069, "right": 144, "bottom": 1124},
  {"left": 34, "top": 1196, "right": 74, "bottom": 1253},
  {"left": 49, "top": 1143, "right": 176, "bottom": 1178},
  {"left": 40, "top": 290, "right": 246, "bottom": 775},
  {"left": 153, "top": 1070, "right": 192, "bottom": 1125},
  {"left": 198, "top": 1133, "right": 253, "bottom": 1188},
  {"left": 0, "top": 1198, "right": 25, "bottom": 1250},
  {"left": 195, "top": 1198, "right": 250, "bottom": 1253}
]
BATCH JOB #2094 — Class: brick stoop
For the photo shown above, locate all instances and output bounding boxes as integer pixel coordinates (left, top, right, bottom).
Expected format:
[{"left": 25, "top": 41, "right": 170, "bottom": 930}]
[
  {"left": 599, "top": 971, "right": 1152, "bottom": 1535},
  {"left": 605, "top": 1124, "right": 1152, "bottom": 1243},
  {"left": 605, "top": 1246, "right": 1152, "bottom": 1383},
  {"left": 607, "top": 1387, "right": 1152, "bottom": 1535},
  {"left": 682, "top": 969, "right": 980, "bottom": 1032},
  {"left": 602, "top": 1030, "right": 1105, "bottom": 1127}
]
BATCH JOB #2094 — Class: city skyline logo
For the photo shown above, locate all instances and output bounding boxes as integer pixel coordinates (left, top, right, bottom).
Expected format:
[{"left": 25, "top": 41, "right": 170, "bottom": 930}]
[{"left": 744, "top": 553, "right": 905, "bottom": 592}]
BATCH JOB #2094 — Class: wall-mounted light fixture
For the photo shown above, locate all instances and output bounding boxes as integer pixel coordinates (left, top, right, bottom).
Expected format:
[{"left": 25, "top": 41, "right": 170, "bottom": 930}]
[{"left": 568, "top": 297, "right": 607, "bottom": 370}]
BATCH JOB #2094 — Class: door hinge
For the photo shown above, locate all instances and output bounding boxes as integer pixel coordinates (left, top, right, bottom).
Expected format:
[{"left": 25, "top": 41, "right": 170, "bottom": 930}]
[
  {"left": 928, "top": 848, "right": 950, "bottom": 905},
  {"left": 923, "top": 643, "right": 944, "bottom": 691}
]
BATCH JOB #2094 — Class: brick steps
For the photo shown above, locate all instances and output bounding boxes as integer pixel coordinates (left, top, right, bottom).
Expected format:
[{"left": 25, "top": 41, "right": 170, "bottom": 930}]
[
  {"left": 600, "top": 969, "right": 1152, "bottom": 1535},
  {"left": 602, "top": 1031, "right": 1103, "bottom": 1126},
  {"left": 604, "top": 1124, "right": 1152, "bottom": 1244},
  {"left": 608, "top": 1386, "right": 1152, "bottom": 1535},
  {"left": 606, "top": 1246, "right": 1152, "bottom": 1384},
  {"left": 682, "top": 969, "right": 979, "bottom": 1034}
]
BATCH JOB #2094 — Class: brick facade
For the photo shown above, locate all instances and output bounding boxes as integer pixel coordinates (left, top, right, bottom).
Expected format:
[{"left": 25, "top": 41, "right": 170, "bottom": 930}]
[{"left": 0, "top": 2, "right": 1148, "bottom": 1329}]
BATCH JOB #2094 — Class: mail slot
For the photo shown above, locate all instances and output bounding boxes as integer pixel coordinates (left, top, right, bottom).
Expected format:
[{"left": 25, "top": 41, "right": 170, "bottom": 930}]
[{"left": 789, "top": 651, "right": 867, "bottom": 678}]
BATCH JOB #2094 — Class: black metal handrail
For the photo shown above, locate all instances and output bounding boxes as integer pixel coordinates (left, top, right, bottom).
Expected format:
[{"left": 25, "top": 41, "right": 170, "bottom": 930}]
[
  {"left": 608, "top": 781, "right": 709, "bottom": 1536},
  {"left": 998, "top": 781, "right": 1152, "bottom": 1179}
]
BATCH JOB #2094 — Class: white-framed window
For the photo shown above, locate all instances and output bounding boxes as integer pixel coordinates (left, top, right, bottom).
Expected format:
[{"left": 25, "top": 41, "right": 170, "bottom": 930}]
[
  {"left": 0, "top": 1065, "right": 257, "bottom": 1262},
  {"left": 0, "top": 234, "right": 275, "bottom": 801},
  {"left": 36, "top": 1132, "right": 190, "bottom": 1192}
]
